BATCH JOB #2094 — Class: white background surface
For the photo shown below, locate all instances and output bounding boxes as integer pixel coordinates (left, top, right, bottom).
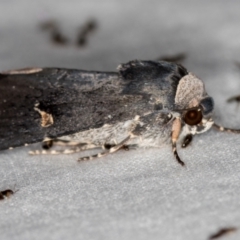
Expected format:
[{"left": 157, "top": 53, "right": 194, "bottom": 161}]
[{"left": 1, "top": 1, "right": 240, "bottom": 239}]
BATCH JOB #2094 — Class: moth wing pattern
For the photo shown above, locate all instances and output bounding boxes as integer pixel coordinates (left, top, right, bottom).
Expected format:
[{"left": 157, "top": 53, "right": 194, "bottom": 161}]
[
  {"left": 0, "top": 68, "right": 121, "bottom": 150},
  {"left": 0, "top": 61, "right": 189, "bottom": 151}
]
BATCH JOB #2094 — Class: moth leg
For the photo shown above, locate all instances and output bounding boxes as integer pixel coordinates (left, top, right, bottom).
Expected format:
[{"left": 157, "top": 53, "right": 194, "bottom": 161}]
[
  {"left": 104, "top": 143, "right": 130, "bottom": 151},
  {"left": 121, "top": 145, "right": 130, "bottom": 151},
  {"left": 172, "top": 117, "right": 185, "bottom": 166},
  {"left": 42, "top": 138, "right": 92, "bottom": 149},
  {"left": 29, "top": 143, "right": 99, "bottom": 155},
  {"left": 227, "top": 95, "right": 240, "bottom": 103},
  {"left": 213, "top": 123, "right": 240, "bottom": 133},
  {"left": 181, "top": 134, "right": 193, "bottom": 148},
  {"left": 78, "top": 135, "right": 132, "bottom": 161}
]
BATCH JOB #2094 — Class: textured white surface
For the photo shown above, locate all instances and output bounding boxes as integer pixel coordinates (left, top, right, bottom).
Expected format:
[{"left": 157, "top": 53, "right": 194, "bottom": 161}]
[{"left": 1, "top": 1, "right": 240, "bottom": 240}]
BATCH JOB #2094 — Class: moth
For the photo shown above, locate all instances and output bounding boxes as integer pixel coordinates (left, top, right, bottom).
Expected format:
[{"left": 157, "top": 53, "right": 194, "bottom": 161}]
[{"left": 0, "top": 60, "right": 239, "bottom": 166}]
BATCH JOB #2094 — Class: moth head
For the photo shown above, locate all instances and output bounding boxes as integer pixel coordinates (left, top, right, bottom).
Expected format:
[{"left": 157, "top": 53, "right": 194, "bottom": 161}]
[
  {"left": 170, "top": 73, "right": 214, "bottom": 166},
  {"left": 181, "top": 96, "right": 214, "bottom": 136},
  {"left": 174, "top": 73, "right": 214, "bottom": 136}
]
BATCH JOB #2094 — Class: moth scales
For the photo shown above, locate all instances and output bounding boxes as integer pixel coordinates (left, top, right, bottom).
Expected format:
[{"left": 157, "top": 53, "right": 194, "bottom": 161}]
[{"left": 0, "top": 60, "right": 239, "bottom": 166}]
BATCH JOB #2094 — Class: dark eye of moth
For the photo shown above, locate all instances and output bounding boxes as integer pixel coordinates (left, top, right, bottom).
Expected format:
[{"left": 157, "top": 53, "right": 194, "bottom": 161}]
[{"left": 183, "top": 108, "right": 203, "bottom": 126}]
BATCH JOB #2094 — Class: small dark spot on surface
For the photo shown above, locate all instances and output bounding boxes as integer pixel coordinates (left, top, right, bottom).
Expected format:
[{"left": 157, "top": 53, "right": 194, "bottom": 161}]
[
  {"left": 0, "top": 189, "right": 15, "bottom": 200},
  {"left": 39, "top": 19, "right": 98, "bottom": 47},
  {"left": 39, "top": 20, "right": 69, "bottom": 45},
  {"left": 209, "top": 227, "right": 237, "bottom": 239},
  {"left": 51, "top": 30, "right": 69, "bottom": 45},
  {"left": 76, "top": 19, "right": 98, "bottom": 47}
]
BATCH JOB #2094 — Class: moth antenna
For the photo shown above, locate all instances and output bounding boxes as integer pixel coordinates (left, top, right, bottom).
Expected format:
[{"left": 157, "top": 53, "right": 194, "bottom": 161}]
[
  {"left": 171, "top": 118, "right": 185, "bottom": 166},
  {"left": 227, "top": 95, "right": 240, "bottom": 103},
  {"left": 213, "top": 123, "right": 240, "bottom": 133}
]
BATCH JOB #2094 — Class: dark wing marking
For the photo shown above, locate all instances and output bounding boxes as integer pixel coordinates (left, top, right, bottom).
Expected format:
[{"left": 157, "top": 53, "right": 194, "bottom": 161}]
[
  {"left": 0, "top": 68, "right": 121, "bottom": 149},
  {"left": 0, "top": 60, "right": 188, "bottom": 150}
]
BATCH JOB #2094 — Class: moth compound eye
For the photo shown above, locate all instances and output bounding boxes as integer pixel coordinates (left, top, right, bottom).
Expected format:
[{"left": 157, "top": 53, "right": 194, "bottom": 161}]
[{"left": 183, "top": 108, "right": 202, "bottom": 126}]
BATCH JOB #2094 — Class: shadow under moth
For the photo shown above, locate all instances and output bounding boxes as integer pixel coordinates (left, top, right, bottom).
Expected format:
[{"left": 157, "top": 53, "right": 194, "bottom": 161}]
[{"left": 0, "top": 60, "right": 239, "bottom": 166}]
